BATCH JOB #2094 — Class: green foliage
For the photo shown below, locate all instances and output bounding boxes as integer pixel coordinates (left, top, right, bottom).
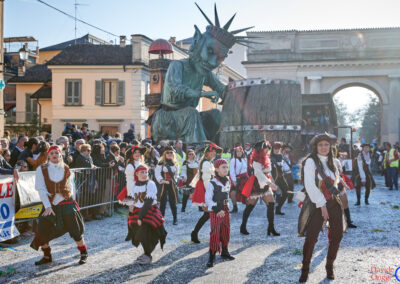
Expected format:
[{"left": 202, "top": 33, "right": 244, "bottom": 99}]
[{"left": 359, "top": 96, "right": 380, "bottom": 144}]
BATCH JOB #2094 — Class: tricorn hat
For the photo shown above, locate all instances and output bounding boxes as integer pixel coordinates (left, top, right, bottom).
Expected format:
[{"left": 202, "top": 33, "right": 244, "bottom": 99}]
[
  {"left": 205, "top": 143, "right": 223, "bottom": 154},
  {"left": 254, "top": 140, "right": 270, "bottom": 151}
]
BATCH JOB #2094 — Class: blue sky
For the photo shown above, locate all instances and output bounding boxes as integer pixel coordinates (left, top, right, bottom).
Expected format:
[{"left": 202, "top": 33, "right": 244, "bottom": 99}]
[
  {"left": 5, "top": 0, "right": 394, "bottom": 113},
  {"left": 6, "top": 0, "right": 400, "bottom": 49}
]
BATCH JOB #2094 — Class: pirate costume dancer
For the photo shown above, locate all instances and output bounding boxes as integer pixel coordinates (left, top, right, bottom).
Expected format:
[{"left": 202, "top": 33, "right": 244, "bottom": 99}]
[
  {"left": 282, "top": 144, "right": 295, "bottom": 203},
  {"left": 229, "top": 146, "right": 248, "bottom": 213},
  {"left": 121, "top": 165, "right": 167, "bottom": 265},
  {"left": 298, "top": 134, "right": 345, "bottom": 282},
  {"left": 31, "top": 145, "right": 87, "bottom": 265},
  {"left": 180, "top": 149, "right": 198, "bottom": 212},
  {"left": 241, "top": 141, "right": 280, "bottom": 236},
  {"left": 205, "top": 159, "right": 235, "bottom": 267},
  {"left": 119, "top": 145, "right": 147, "bottom": 241},
  {"left": 353, "top": 144, "right": 376, "bottom": 205},
  {"left": 190, "top": 143, "right": 222, "bottom": 243},
  {"left": 155, "top": 146, "right": 179, "bottom": 225},
  {"left": 270, "top": 142, "right": 289, "bottom": 215}
]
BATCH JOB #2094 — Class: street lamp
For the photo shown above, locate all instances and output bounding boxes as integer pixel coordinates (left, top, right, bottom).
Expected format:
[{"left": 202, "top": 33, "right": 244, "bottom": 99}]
[{"left": 18, "top": 44, "right": 29, "bottom": 61}]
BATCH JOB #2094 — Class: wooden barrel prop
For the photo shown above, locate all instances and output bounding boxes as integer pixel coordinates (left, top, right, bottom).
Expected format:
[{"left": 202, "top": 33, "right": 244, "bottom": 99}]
[{"left": 219, "top": 78, "right": 302, "bottom": 149}]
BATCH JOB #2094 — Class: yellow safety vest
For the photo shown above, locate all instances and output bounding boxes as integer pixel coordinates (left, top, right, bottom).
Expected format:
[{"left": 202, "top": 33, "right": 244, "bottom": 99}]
[
  {"left": 384, "top": 148, "right": 399, "bottom": 168},
  {"left": 176, "top": 151, "right": 186, "bottom": 173}
]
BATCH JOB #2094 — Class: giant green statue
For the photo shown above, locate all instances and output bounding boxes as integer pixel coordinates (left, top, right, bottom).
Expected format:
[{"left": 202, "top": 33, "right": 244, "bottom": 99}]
[{"left": 150, "top": 3, "right": 254, "bottom": 143}]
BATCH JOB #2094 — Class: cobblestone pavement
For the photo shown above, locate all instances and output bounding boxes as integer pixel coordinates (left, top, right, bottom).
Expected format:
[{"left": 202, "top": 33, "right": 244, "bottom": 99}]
[{"left": 1, "top": 176, "right": 399, "bottom": 283}]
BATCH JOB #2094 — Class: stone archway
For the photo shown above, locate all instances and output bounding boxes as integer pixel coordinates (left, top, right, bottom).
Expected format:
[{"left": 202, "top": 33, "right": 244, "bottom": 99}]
[
  {"left": 324, "top": 78, "right": 387, "bottom": 141},
  {"left": 243, "top": 27, "right": 400, "bottom": 143}
]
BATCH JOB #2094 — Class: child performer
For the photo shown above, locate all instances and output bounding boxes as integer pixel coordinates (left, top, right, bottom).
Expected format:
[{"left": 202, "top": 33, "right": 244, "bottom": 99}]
[
  {"left": 123, "top": 164, "right": 167, "bottom": 265},
  {"left": 205, "top": 159, "right": 235, "bottom": 267}
]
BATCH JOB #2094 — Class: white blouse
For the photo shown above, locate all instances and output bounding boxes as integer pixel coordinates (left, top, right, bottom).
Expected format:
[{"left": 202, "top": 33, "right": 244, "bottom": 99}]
[
  {"left": 125, "top": 160, "right": 142, "bottom": 197},
  {"left": 35, "top": 162, "right": 74, "bottom": 209},
  {"left": 253, "top": 161, "right": 272, "bottom": 188},
  {"left": 155, "top": 162, "right": 178, "bottom": 184},
  {"left": 304, "top": 155, "right": 340, "bottom": 208},
  {"left": 180, "top": 160, "right": 199, "bottom": 180},
  {"left": 128, "top": 180, "right": 158, "bottom": 208},
  {"left": 205, "top": 177, "right": 231, "bottom": 211},
  {"left": 229, "top": 158, "right": 248, "bottom": 182}
]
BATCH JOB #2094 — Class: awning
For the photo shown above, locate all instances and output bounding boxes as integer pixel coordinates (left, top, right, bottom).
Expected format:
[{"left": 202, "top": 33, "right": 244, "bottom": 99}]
[{"left": 4, "top": 103, "right": 16, "bottom": 111}]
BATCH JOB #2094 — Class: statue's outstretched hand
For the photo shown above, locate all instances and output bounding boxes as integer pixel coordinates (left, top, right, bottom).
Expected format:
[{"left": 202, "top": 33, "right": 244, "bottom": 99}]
[{"left": 201, "top": 91, "right": 219, "bottom": 103}]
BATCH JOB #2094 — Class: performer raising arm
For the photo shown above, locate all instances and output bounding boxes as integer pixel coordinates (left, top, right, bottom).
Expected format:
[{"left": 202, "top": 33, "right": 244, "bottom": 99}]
[{"left": 31, "top": 146, "right": 88, "bottom": 265}]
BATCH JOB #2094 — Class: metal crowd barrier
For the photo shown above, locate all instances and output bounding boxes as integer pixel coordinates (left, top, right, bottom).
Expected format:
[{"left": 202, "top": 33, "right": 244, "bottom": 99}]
[{"left": 13, "top": 166, "right": 123, "bottom": 224}]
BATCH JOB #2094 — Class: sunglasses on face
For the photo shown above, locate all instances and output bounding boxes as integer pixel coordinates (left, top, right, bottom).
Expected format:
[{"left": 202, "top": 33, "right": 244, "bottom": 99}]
[{"left": 165, "top": 151, "right": 173, "bottom": 154}]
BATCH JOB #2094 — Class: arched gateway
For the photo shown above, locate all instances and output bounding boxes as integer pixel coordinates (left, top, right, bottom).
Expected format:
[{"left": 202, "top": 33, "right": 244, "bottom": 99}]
[{"left": 244, "top": 27, "right": 400, "bottom": 143}]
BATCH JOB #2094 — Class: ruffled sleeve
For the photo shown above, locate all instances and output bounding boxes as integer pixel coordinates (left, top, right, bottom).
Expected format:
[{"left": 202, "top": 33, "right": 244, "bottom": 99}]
[
  {"left": 35, "top": 166, "right": 52, "bottom": 209},
  {"left": 125, "top": 164, "right": 135, "bottom": 197},
  {"left": 253, "top": 161, "right": 271, "bottom": 188},
  {"left": 304, "top": 158, "right": 327, "bottom": 208},
  {"left": 146, "top": 181, "right": 158, "bottom": 200},
  {"left": 202, "top": 160, "right": 214, "bottom": 188}
]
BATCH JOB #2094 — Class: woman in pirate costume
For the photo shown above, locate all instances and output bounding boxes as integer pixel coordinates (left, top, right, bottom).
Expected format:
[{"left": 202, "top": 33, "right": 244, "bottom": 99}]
[
  {"left": 123, "top": 164, "right": 167, "bottom": 265},
  {"left": 229, "top": 145, "right": 248, "bottom": 213},
  {"left": 155, "top": 146, "right": 179, "bottom": 225},
  {"left": 180, "top": 149, "right": 198, "bottom": 212},
  {"left": 31, "top": 145, "right": 88, "bottom": 265},
  {"left": 327, "top": 133, "right": 357, "bottom": 228},
  {"left": 190, "top": 143, "right": 222, "bottom": 243},
  {"left": 270, "top": 142, "right": 289, "bottom": 215},
  {"left": 205, "top": 159, "right": 235, "bottom": 267},
  {"left": 298, "top": 134, "right": 345, "bottom": 282},
  {"left": 240, "top": 141, "right": 280, "bottom": 236},
  {"left": 353, "top": 143, "right": 376, "bottom": 205}
]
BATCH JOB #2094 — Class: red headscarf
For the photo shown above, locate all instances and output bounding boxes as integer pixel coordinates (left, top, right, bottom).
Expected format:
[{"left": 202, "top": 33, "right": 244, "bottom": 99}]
[
  {"left": 134, "top": 165, "right": 148, "bottom": 182},
  {"left": 48, "top": 145, "right": 61, "bottom": 153}
]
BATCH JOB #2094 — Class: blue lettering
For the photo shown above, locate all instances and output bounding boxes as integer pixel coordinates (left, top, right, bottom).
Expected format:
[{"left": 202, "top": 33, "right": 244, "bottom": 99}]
[{"left": 0, "top": 204, "right": 10, "bottom": 219}]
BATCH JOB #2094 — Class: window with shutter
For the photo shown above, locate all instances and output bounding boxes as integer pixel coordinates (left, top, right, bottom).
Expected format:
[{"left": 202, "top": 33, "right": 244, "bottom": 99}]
[
  {"left": 65, "top": 79, "right": 82, "bottom": 106},
  {"left": 117, "top": 80, "right": 125, "bottom": 105},
  {"left": 103, "top": 79, "right": 117, "bottom": 105}
]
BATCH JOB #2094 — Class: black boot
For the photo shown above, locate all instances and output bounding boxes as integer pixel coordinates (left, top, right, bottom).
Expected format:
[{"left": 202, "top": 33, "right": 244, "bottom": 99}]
[
  {"left": 240, "top": 204, "right": 255, "bottom": 235},
  {"left": 78, "top": 245, "right": 88, "bottom": 265},
  {"left": 221, "top": 247, "right": 235, "bottom": 260},
  {"left": 230, "top": 204, "right": 238, "bottom": 213},
  {"left": 355, "top": 191, "right": 361, "bottom": 206},
  {"left": 191, "top": 231, "right": 200, "bottom": 243},
  {"left": 181, "top": 194, "right": 189, "bottom": 212},
  {"left": 267, "top": 203, "right": 280, "bottom": 236},
  {"left": 344, "top": 208, "right": 357, "bottom": 228},
  {"left": 35, "top": 247, "right": 52, "bottom": 265},
  {"left": 275, "top": 203, "right": 285, "bottom": 215},
  {"left": 191, "top": 212, "right": 209, "bottom": 243},
  {"left": 207, "top": 251, "right": 215, "bottom": 267},
  {"left": 365, "top": 190, "right": 370, "bottom": 205}
]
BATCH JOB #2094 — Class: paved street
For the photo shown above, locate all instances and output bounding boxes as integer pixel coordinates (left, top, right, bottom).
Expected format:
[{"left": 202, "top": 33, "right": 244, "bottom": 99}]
[{"left": 1, "top": 176, "right": 399, "bottom": 283}]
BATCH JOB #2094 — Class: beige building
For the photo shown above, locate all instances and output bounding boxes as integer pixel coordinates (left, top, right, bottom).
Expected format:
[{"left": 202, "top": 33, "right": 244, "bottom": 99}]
[{"left": 48, "top": 34, "right": 188, "bottom": 138}]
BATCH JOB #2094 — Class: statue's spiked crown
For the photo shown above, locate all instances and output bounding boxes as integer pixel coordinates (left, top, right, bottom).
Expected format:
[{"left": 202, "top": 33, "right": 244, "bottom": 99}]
[{"left": 195, "top": 3, "right": 259, "bottom": 49}]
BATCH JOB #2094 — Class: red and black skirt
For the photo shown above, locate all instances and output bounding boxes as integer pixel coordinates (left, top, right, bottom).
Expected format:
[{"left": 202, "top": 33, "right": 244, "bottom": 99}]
[
  {"left": 231, "top": 173, "right": 248, "bottom": 204},
  {"left": 126, "top": 205, "right": 167, "bottom": 250},
  {"left": 242, "top": 175, "right": 273, "bottom": 199}
]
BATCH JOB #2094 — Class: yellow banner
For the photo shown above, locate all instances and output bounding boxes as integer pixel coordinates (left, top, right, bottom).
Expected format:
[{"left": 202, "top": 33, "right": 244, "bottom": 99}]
[{"left": 15, "top": 204, "right": 43, "bottom": 219}]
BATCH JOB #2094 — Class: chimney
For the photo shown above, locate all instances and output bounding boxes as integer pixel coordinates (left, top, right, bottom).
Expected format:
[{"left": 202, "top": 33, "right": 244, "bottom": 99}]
[
  {"left": 169, "top": 37, "right": 176, "bottom": 44},
  {"left": 131, "top": 34, "right": 143, "bottom": 62},
  {"left": 119, "top": 35, "right": 126, "bottom": 47},
  {"left": 36, "top": 46, "right": 39, "bottom": 54},
  {"left": 18, "top": 65, "right": 26, "bottom": 77}
]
